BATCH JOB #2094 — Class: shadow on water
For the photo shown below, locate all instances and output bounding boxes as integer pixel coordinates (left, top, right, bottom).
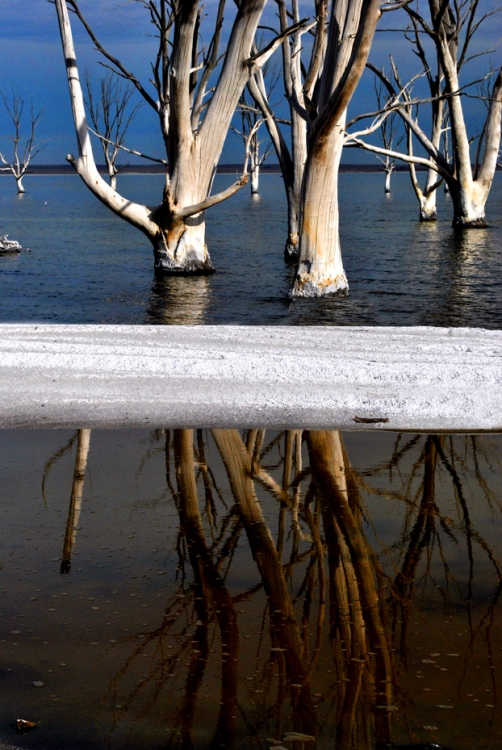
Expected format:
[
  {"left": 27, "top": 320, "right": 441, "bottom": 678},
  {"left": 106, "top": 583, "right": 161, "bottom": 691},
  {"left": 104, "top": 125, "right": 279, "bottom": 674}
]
[{"left": 1, "top": 429, "right": 501, "bottom": 750}]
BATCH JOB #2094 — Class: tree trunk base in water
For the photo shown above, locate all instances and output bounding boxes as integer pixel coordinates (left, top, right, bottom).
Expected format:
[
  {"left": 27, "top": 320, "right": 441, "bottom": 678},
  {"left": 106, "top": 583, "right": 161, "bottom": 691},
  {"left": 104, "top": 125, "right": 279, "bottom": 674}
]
[
  {"left": 153, "top": 222, "right": 216, "bottom": 276},
  {"left": 284, "top": 243, "right": 299, "bottom": 264},
  {"left": 452, "top": 214, "right": 487, "bottom": 229},
  {"left": 154, "top": 253, "right": 216, "bottom": 276},
  {"left": 290, "top": 267, "right": 349, "bottom": 298},
  {"left": 419, "top": 209, "right": 437, "bottom": 222}
]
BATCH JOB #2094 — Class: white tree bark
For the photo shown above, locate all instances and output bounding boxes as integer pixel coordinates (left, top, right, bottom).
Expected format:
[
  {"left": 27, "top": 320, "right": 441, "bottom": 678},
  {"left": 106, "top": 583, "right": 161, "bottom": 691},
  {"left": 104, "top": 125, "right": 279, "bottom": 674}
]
[
  {"left": 0, "top": 91, "right": 44, "bottom": 196},
  {"left": 250, "top": 164, "right": 260, "bottom": 194},
  {"left": 291, "top": 0, "right": 381, "bottom": 297},
  {"left": 365, "top": 4, "right": 502, "bottom": 229},
  {"left": 408, "top": 123, "right": 443, "bottom": 221},
  {"left": 384, "top": 166, "right": 392, "bottom": 194},
  {"left": 292, "top": 120, "right": 348, "bottom": 296},
  {"left": 437, "top": 29, "right": 501, "bottom": 227},
  {"left": 56, "top": 0, "right": 267, "bottom": 274},
  {"left": 247, "top": 2, "right": 310, "bottom": 262}
]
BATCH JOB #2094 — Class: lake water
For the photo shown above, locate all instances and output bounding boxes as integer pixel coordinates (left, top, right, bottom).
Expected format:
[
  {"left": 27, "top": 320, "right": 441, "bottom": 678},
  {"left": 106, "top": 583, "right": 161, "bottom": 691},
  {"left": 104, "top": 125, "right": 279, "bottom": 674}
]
[
  {"left": 1, "top": 172, "right": 501, "bottom": 327},
  {"left": 1, "top": 429, "right": 502, "bottom": 750},
  {"left": 0, "top": 429, "right": 501, "bottom": 750},
  {"left": 1, "top": 173, "right": 502, "bottom": 750}
]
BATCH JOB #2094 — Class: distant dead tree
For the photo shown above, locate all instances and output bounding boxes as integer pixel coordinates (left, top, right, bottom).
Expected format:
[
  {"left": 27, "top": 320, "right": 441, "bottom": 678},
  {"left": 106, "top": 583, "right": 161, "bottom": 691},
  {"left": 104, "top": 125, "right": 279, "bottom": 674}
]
[
  {"left": 0, "top": 90, "right": 45, "bottom": 194},
  {"left": 352, "top": 0, "right": 502, "bottom": 228},
  {"left": 232, "top": 90, "right": 274, "bottom": 195},
  {"left": 84, "top": 71, "right": 142, "bottom": 190},
  {"left": 54, "top": 0, "right": 300, "bottom": 276},
  {"left": 372, "top": 78, "right": 404, "bottom": 193}
]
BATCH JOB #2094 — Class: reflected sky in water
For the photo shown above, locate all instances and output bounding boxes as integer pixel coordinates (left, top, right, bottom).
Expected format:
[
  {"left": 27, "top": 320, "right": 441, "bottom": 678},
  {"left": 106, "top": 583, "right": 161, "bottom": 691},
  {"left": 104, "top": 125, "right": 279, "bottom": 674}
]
[
  {"left": 0, "top": 173, "right": 501, "bottom": 326},
  {"left": 1, "top": 429, "right": 502, "bottom": 750}
]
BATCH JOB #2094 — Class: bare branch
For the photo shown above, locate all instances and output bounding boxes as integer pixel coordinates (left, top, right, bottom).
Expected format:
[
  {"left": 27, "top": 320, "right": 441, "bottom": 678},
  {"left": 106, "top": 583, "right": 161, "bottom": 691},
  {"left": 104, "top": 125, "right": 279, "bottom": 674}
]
[
  {"left": 88, "top": 127, "right": 167, "bottom": 165},
  {"left": 246, "top": 18, "right": 314, "bottom": 70}
]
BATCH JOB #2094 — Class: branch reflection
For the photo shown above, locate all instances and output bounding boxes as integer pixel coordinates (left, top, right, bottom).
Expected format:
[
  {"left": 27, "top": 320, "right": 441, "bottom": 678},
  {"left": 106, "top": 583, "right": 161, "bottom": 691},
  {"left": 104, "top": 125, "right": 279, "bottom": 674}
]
[{"left": 54, "top": 428, "right": 498, "bottom": 750}]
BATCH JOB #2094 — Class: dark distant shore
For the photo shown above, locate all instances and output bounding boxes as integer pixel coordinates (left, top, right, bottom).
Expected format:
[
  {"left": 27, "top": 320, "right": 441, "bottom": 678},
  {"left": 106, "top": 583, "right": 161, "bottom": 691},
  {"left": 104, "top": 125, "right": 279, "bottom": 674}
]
[{"left": 2, "top": 162, "right": 441, "bottom": 176}]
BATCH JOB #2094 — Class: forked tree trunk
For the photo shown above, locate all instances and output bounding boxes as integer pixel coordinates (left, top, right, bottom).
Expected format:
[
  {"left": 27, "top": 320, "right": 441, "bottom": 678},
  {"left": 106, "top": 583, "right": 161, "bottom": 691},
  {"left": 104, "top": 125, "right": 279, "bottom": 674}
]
[
  {"left": 290, "top": 0, "right": 381, "bottom": 297},
  {"left": 408, "top": 102, "right": 443, "bottom": 222},
  {"left": 153, "top": 209, "right": 212, "bottom": 274},
  {"left": 291, "top": 120, "right": 348, "bottom": 297},
  {"left": 437, "top": 36, "right": 502, "bottom": 227},
  {"left": 55, "top": 0, "right": 265, "bottom": 276},
  {"left": 419, "top": 188, "right": 437, "bottom": 221}
]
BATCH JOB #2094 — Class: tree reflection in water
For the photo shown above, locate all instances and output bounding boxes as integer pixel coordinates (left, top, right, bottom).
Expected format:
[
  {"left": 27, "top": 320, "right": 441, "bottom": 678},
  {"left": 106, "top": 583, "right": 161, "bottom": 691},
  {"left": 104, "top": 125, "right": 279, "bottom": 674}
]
[{"left": 47, "top": 429, "right": 501, "bottom": 749}]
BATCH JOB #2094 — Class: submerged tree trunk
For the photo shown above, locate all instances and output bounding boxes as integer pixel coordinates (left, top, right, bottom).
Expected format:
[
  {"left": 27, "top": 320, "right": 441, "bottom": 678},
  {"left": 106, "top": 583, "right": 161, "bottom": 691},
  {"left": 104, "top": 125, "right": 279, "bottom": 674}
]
[
  {"left": 419, "top": 188, "right": 437, "bottom": 221},
  {"left": 291, "top": 120, "right": 348, "bottom": 297},
  {"left": 152, "top": 209, "right": 213, "bottom": 274},
  {"left": 285, "top": 109, "right": 308, "bottom": 261},
  {"left": 56, "top": 0, "right": 266, "bottom": 276},
  {"left": 250, "top": 135, "right": 260, "bottom": 195},
  {"left": 289, "top": 0, "right": 382, "bottom": 297},
  {"left": 384, "top": 168, "right": 391, "bottom": 194},
  {"left": 16, "top": 176, "right": 25, "bottom": 194}
]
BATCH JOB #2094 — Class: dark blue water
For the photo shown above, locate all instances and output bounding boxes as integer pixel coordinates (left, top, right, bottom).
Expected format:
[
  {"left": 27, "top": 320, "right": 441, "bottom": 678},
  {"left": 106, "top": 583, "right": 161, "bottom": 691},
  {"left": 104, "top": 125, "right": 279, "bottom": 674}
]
[{"left": 1, "top": 172, "right": 501, "bottom": 326}]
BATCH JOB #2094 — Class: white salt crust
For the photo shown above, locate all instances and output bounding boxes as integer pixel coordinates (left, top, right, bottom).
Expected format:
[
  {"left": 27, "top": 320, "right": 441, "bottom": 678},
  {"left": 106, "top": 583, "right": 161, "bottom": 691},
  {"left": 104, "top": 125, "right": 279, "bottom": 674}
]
[{"left": 0, "top": 324, "right": 500, "bottom": 431}]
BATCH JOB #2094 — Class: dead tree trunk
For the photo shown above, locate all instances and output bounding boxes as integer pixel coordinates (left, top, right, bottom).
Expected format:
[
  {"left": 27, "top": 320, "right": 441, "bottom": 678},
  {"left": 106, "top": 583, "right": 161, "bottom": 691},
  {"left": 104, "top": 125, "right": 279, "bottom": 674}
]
[
  {"left": 0, "top": 91, "right": 45, "bottom": 195},
  {"left": 55, "top": 0, "right": 270, "bottom": 275},
  {"left": 291, "top": 0, "right": 382, "bottom": 297},
  {"left": 361, "top": 2, "right": 502, "bottom": 229}
]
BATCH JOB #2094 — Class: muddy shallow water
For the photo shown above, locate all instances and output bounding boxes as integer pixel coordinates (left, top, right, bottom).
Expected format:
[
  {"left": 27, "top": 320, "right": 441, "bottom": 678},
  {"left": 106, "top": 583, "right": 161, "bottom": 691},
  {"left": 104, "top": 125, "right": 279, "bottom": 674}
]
[{"left": 1, "top": 429, "right": 501, "bottom": 750}]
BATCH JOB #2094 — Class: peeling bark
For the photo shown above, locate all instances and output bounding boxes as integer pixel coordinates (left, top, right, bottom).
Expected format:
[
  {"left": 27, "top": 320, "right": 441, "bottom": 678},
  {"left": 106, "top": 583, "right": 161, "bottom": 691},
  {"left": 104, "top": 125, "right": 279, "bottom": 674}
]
[{"left": 291, "top": 122, "right": 348, "bottom": 297}]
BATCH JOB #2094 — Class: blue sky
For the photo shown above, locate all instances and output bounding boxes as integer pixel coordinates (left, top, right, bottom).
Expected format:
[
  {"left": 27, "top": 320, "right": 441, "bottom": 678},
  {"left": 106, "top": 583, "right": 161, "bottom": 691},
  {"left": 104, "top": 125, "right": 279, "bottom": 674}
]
[{"left": 0, "top": 0, "right": 500, "bottom": 165}]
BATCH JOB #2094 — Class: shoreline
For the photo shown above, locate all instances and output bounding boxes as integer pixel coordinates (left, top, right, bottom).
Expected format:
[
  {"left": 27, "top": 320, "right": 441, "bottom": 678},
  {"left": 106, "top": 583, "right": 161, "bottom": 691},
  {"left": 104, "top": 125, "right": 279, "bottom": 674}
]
[
  {"left": 0, "top": 163, "right": 433, "bottom": 176},
  {"left": 0, "top": 324, "right": 500, "bottom": 432}
]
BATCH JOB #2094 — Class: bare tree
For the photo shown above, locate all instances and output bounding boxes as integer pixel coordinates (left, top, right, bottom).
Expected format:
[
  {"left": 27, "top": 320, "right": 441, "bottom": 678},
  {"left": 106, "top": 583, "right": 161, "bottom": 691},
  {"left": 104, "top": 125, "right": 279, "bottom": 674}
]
[
  {"left": 84, "top": 71, "right": 142, "bottom": 190},
  {"left": 402, "top": 18, "right": 447, "bottom": 221},
  {"left": 0, "top": 91, "right": 45, "bottom": 194},
  {"left": 54, "top": 0, "right": 290, "bottom": 275},
  {"left": 250, "top": 0, "right": 386, "bottom": 292},
  {"left": 353, "top": 0, "right": 502, "bottom": 228},
  {"left": 247, "top": 3, "right": 316, "bottom": 261},
  {"left": 372, "top": 78, "right": 404, "bottom": 194},
  {"left": 291, "top": 0, "right": 384, "bottom": 297},
  {"left": 232, "top": 92, "right": 274, "bottom": 195}
]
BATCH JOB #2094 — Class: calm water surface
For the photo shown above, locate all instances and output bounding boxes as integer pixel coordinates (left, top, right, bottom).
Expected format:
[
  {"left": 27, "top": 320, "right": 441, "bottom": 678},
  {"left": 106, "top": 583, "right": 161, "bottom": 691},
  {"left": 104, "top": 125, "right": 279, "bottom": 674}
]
[
  {"left": 1, "top": 173, "right": 501, "bottom": 326},
  {"left": 1, "top": 429, "right": 502, "bottom": 750}
]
